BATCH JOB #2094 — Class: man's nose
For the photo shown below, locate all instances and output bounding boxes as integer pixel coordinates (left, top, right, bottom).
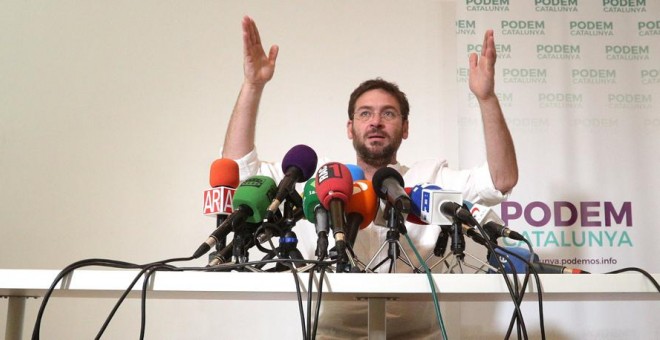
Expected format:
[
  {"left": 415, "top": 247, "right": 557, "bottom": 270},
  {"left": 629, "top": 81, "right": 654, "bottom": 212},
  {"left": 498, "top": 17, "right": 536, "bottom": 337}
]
[{"left": 367, "top": 112, "right": 385, "bottom": 125}]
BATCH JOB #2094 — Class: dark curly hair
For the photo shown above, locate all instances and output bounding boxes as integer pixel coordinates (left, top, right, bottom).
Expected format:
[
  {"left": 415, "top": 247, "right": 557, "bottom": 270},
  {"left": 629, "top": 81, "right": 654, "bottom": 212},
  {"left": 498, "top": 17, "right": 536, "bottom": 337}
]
[{"left": 347, "top": 78, "right": 410, "bottom": 121}]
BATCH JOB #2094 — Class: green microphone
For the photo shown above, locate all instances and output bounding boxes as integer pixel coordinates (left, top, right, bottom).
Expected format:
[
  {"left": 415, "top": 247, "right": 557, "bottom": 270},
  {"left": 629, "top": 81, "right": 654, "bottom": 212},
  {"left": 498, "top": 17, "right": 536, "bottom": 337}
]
[
  {"left": 302, "top": 178, "right": 330, "bottom": 258},
  {"left": 193, "top": 175, "right": 276, "bottom": 259},
  {"left": 232, "top": 175, "right": 277, "bottom": 224}
]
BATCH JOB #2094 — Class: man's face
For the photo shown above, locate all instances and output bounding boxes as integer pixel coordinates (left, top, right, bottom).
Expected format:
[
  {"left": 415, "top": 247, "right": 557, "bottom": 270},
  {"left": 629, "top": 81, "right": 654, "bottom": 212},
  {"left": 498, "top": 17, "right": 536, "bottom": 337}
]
[{"left": 347, "top": 89, "right": 409, "bottom": 166}]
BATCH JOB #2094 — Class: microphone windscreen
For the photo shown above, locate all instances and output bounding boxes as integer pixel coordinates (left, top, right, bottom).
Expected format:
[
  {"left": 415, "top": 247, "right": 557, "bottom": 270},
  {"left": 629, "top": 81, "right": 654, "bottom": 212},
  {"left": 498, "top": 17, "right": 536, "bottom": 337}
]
[
  {"left": 209, "top": 158, "right": 240, "bottom": 188},
  {"left": 281, "top": 144, "right": 318, "bottom": 182},
  {"left": 346, "top": 180, "right": 378, "bottom": 229},
  {"left": 345, "top": 164, "right": 366, "bottom": 181},
  {"left": 372, "top": 167, "right": 404, "bottom": 200},
  {"left": 315, "top": 162, "right": 353, "bottom": 209},
  {"left": 302, "top": 178, "right": 321, "bottom": 223},
  {"left": 232, "top": 175, "right": 277, "bottom": 223}
]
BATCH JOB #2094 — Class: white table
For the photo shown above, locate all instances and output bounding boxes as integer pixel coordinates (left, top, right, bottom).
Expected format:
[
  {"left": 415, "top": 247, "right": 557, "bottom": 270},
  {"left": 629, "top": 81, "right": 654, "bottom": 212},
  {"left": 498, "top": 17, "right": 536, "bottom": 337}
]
[{"left": 2, "top": 269, "right": 659, "bottom": 339}]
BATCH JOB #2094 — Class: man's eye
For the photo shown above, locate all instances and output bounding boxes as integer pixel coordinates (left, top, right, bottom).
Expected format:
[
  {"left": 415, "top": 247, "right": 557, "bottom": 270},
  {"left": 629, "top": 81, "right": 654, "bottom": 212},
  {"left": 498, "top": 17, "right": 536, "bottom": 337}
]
[
  {"left": 383, "top": 111, "right": 397, "bottom": 119},
  {"left": 358, "top": 111, "right": 371, "bottom": 119}
]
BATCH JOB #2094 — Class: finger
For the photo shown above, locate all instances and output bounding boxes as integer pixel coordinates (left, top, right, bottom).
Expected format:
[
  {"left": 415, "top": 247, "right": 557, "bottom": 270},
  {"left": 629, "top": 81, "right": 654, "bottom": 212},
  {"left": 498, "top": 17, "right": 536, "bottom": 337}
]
[
  {"left": 251, "top": 17, "right": 262, "bottom": 45},
  {"left": 481, "top": 30, "right": 490, "bottom": 56},
  {"left": 469, "top": 52, "right": 478, "bottom": 70},
  {"left": 268, "top": 45, "right": 279, "bottom": 64},
  {"left": 486, "top": 34, "right": 497, "bottom": 64},
  {"left": 242, "top": 17, "right": 251, "bottom": 56}
]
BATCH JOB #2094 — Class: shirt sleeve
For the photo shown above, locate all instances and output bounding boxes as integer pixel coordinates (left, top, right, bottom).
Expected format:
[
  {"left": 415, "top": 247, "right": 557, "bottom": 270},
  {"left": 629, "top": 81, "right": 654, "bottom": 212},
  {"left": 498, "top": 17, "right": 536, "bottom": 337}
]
[
  {"left": 404, "top": 158, "right": 509, "bottom": 207},
  {"left": 438, "top": 162, "right": 509, "bottom": 206},
  {"left": 219, "top": 148, "right": 284, "bottom": 182}
]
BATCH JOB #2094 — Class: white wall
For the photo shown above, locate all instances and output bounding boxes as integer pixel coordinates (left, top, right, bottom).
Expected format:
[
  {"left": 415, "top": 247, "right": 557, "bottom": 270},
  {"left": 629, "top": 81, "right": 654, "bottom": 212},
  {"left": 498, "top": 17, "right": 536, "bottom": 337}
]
[{"left": 1, "top": 1, "right": 462, "bottom": 338}]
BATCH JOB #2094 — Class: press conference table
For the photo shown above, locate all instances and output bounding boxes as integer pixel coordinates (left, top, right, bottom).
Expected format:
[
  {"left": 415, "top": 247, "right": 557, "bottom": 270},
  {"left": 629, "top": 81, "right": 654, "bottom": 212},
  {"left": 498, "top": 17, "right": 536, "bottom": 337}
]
[{"left": 2, "top": 269, "right": 659, "bottom": 339}]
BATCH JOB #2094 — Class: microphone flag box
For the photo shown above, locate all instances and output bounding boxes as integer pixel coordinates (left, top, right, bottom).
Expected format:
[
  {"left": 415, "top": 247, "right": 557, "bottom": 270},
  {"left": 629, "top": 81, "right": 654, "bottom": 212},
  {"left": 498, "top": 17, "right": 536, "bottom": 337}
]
[
  {"left": 203, "top": 187, "right": 235, "bottom": 216},
  {"left": 419, "top": 189, "right": 463, "bottom": 225},
  {"left": 469, "top": 203, "right": 506, "bottom": 225}
]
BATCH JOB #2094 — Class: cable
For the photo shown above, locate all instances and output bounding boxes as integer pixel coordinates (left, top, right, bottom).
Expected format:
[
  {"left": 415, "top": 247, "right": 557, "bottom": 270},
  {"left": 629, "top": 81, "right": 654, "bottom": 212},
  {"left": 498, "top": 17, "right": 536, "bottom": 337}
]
[
  {"left": 403, "top": 232, "right": 449, "bottom": 340},
  {"left": 471, "top": 222, "right": 528, "bottom": 340},
  {"left": 32, "top": 258, "right": 141, "bottom": 340},
  {"left": 95, "top": 265, "right": 153, "bottom": 339},
  {"left": 311, "top": 264, "right": 328, "bottom": 340},
  {"left": 306, "top": 265, "right": 314, "bottom": 340},
  {"left": 288, "top": 263, "right": 308, "bottom": 340},
  {"left": 495, "top": 246, "right": 545, "bottom": 340},
  {"left": 605, "top": 267, "right": 660, "bottom": 292}
]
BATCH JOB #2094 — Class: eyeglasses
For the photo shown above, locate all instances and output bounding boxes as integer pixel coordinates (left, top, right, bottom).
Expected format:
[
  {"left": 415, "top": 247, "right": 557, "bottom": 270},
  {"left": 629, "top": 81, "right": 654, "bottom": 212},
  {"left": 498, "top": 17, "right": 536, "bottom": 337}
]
[{"left": 353, "top": 110, "right": 401, "bottom": 122}]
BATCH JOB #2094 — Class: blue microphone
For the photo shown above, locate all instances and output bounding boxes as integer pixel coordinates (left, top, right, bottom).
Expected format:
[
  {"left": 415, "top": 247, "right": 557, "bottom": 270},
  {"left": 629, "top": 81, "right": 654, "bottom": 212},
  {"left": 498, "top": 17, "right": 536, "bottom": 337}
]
[{"left": 345, "top": 164, "right": 365, "bottom": 181}]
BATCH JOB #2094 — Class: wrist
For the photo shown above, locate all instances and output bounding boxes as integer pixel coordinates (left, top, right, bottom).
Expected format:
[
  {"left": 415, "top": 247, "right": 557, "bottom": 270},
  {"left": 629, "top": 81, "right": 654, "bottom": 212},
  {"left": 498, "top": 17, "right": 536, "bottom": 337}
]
[
  {"left": 242, "top": 81, "right": 266, "bottom": 93},
  {"left": 476, "top": 93, "right": 498, "bottom": 104}
]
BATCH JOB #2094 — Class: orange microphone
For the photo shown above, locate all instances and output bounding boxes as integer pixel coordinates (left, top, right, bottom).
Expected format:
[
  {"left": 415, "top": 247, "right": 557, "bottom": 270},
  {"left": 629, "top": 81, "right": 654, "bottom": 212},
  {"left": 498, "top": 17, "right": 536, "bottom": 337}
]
[
  {"left": 345, "top": 180, "right": 379, "bottom": 247},
  {"left": 203, "top": 158, "right": 239, "bottom": 216}
]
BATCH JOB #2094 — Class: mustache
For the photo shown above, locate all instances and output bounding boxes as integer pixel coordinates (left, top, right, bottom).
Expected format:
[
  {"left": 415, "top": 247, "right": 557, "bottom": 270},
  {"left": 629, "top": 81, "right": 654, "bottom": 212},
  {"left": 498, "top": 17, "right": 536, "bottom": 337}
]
[{"left": 365, "top": 128, "right": 389, "bottom": 138}]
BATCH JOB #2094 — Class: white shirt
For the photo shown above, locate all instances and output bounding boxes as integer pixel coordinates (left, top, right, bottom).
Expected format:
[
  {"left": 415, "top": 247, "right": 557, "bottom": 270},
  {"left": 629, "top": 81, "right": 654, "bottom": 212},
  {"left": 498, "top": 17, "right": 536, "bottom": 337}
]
[{"left": 231, "top": 148, "right": 509, "bottom": 339}]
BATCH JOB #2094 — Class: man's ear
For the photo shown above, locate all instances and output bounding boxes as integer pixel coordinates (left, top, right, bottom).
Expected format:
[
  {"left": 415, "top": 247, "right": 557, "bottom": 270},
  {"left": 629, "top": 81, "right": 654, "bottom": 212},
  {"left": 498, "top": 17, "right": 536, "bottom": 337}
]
[
  {"left": 402, "top": 119, "right": 409, "bottom": 140},
  {"left": 347, "top": 120, "right": 354, "bottom": 140}
]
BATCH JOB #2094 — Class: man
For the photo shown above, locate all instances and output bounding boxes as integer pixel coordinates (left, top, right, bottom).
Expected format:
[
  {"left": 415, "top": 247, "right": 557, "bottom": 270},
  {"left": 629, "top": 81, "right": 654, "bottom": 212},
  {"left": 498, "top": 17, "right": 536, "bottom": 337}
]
[{"left": 222, "top": 16, "right": 518, "bottom": 339}]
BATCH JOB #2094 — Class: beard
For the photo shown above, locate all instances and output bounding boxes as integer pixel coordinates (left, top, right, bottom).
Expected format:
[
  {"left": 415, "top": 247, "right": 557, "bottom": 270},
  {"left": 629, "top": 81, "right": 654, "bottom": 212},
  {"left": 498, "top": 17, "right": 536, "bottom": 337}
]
[{"left": 352, "top": 128, "right": 403, "bottom": 168}]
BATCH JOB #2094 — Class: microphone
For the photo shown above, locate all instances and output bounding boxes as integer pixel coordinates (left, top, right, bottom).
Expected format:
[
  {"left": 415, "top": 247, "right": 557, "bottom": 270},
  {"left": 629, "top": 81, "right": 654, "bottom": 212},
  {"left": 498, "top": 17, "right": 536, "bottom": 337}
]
[
  {"left": 408, "top": 184, "right": 463, "bottom": 225},
  {"left": 484, "top": 221, "right": 526, "bottom": 242},
  {"left": 345, "top": 164, "right": 366, "bottom": 181},
  {"left": 302, "top": 178, "right": 330, "bottom": 258},
  {"left": 203, "top": 158, "right": 239, "bottom": 217},
  {"left": 461, "top": 224, "right": 494, "bottom": 247},
  {"left": 345, "top": 180, "right": 378, "bottom": 247},
  {"left": 315, "top": 162, "right": 353, "bottom": 270},
  {"left": 267, "top": 144, "right": 318, "bottom": 215},
  {"left": 193, "top": 175, "right": 277, "bottom": 259},
  {"left": 466, "top": 201, "right": 525, "bottom": 241},
  {"left": 404, "top": 187, "right": 428, "bottom": 225},
  {"left": 530, "top": 262, "right": 590, "bottom": 274},
  {"left": 203, "top": 158, "right": 240, "bottom": 264},
  {"left": 372, "top": 167, "right": 411, "bottom": 216},
  {"left": 440, "top": 201, "right": 478, "bottom": 227},
  {"left": 487, "top": 246, "right": 539, "bottom": 274},
  {"left": 487, "top": 247, "right": 589, "bottom": 274}
]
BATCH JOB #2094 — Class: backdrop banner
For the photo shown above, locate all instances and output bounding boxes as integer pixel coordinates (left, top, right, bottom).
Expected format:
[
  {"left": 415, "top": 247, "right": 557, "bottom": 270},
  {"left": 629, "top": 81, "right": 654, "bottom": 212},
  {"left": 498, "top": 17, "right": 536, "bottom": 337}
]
[{"left": 454, "top": 1, "right": 659, "bottom": 338}]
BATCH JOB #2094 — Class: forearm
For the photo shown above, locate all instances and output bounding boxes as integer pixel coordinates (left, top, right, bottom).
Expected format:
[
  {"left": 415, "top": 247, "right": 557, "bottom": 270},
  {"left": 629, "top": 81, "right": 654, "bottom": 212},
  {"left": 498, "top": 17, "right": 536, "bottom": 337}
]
[
  {"left": 222, "top": 82, "right": 266, "bottom": 159},
  {"left": 478, "top": 95, "right": 518, "bottom": 194}
]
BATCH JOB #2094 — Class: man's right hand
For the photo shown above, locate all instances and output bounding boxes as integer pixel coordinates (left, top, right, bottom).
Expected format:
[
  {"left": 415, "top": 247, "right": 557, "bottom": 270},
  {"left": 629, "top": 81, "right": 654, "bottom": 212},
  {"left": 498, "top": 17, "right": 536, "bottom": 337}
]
[{"left": 242, "top": 16, "right": 279, "bottom": 86}]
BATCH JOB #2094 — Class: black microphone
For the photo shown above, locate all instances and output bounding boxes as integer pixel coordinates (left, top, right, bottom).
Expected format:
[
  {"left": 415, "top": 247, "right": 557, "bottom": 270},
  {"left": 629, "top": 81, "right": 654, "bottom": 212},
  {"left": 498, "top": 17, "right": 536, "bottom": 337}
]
[
  {"left": 484, "top": 221, "right": 526, "bottom": 241},
  {"left": 372, "top": 167, "right": 411, "bottom": 215},
  {"left": 531, "top": 262, "right": 590, "bottom": 274},
  {"left": 440, "top": 201, "right": 479, "bottom": 227},
  {"left": 461, "top": 224, "right": 495, "bottom": 247}
]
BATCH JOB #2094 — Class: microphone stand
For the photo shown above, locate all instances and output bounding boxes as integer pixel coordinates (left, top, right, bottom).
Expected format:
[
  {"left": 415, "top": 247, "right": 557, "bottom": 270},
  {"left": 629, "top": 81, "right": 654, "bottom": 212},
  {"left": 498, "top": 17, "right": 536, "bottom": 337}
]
[
  {"left": 425, "top": 219, "right": 497, "bottom": 274},
  {"left": 231, "top": 222, "right": 255, "bottom": 267},
  {"left": 364, "top": 202, "right": 417, "bottom": 273},
  {"left": 257, "top": 199, "right": 310, "bottom": 272},
  {"left": 207, "top": 214, "right": 228, "bottom": 266}
]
